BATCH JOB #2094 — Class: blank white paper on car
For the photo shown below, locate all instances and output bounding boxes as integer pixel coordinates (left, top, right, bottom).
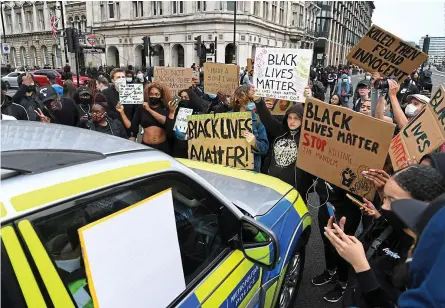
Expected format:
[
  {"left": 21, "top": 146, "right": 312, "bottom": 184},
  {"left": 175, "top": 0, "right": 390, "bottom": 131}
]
[{"left": 79, "top": 188, "right": 186, "bottom": 308}]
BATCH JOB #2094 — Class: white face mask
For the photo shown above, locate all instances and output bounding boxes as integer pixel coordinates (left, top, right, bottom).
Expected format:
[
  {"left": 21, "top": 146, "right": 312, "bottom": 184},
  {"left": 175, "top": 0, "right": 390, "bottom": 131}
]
[
  {"left": 114, "top": 78, "right": 126, "bottom": 91},
  {"left": 405, "top": 103, "right": 418, "bottom": 117},
  {"left": 137, "top": 73, "right": 144, "bottom": 80},
  {"left": 126, "top": 77, "right": 133, "bottom": 83}
]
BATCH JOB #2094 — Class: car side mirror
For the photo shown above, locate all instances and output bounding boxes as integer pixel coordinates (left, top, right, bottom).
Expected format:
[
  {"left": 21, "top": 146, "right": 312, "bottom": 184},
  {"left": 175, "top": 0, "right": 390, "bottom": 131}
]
[{"left": 240, "top": 216, "right": 279, "bottom": 269}]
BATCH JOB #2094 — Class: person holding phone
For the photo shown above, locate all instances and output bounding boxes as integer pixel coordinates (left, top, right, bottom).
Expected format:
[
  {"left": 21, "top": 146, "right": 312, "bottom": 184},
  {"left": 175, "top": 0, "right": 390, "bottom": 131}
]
[{"left": 324, "top": 164, "right": 445, "bottom": 307}]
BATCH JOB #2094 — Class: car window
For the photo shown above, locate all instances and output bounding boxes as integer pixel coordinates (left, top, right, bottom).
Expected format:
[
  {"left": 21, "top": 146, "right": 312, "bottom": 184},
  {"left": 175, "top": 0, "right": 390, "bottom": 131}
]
[
  {"left": 8, "top": 73, "right": 18, "bottom": 77},
  {"left": 33, "top": 71, "right": 46, "bottom": 76},
  {"left": 26, "top": 172, "right": 238, "bottom": 307}
]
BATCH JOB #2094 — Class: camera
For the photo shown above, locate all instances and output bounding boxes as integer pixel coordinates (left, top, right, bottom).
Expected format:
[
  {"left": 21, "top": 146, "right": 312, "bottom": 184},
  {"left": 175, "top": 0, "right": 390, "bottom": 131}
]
[{"left": 373, "top": 79, "right": 389, "bottom": 90}]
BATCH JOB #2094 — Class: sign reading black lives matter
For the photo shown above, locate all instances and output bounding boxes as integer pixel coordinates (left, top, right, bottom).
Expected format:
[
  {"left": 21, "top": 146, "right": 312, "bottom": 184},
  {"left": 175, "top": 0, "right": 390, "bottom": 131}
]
[
  {"left": 187, "top": 112, "right": 254, "bottom": 170},
  {"left": 119, "top": 84, "right": 144, "bottom": 104},
  {"left": 253, "top": 48, "right": 313, "bottom": 101},
  {"left": 296, "top": 98, "right": 396, "bottom": 200},
  {"left": 347, "top": 25, "right": 428, "bottom": 83}
]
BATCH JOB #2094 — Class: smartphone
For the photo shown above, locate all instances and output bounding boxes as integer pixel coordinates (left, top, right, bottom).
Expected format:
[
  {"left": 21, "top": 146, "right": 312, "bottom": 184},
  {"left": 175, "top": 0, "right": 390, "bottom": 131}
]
[
  {"left": 326, "top": 202, "right": 336, "bottom": 224},
  {"left": 346, "top": 193, "right": 371, "bottom": 210},
  {"left": 173, "top": 95, "right": 181, "bottom": 103}
]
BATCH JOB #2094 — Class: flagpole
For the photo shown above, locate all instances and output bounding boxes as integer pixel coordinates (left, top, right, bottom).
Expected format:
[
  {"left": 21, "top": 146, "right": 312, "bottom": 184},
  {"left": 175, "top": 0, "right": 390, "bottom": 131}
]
[{"left": 58, "top": 1, "right": 69, "bottom": 64}]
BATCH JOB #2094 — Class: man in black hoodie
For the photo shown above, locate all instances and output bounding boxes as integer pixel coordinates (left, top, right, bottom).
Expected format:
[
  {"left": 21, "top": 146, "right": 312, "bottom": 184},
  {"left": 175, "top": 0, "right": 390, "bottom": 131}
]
[
  {"left": 12, "top": 73, "right": 41, "bottom": 121},
  {"left": 254, "top": 99, "right": 312, "bottom": 201},
  {"left": 1, "top": 80, "right": 29, "bottom": 120}
]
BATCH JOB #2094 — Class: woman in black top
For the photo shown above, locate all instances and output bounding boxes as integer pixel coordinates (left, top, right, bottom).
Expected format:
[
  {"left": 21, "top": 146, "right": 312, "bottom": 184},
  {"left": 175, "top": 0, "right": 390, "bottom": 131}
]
[{"left": 122, "top": 82, "right": 171, "bottom": 154}]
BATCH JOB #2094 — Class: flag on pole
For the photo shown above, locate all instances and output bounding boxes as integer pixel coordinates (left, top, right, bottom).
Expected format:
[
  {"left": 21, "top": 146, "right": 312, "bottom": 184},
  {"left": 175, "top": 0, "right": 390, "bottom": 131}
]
[{"left": 49, "top": 10, "right": 59, "bottom": 38}]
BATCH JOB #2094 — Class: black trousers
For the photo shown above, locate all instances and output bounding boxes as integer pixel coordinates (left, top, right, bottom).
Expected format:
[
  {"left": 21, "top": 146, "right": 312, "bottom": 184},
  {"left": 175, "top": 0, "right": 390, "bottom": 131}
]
[
  {"left": 142, "top": 140, "right": 171, "bottom": 155},
  {"left": 318, "top": 200, "right": 362, "bottom": 282}
]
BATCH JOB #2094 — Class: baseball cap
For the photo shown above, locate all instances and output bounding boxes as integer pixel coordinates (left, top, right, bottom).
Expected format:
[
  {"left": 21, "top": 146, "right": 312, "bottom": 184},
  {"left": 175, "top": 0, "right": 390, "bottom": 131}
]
[
  {"left": 392, "top": 192, "right": 445, "bottom": 236},
  {"left": 357, "top": 79, "right": 371, "bottom": 87},
  {"left": 406, "top": 94, "right": 430, "bottom": 104},
  {"left": 37, "top": 86, "right": 58, "bottom": 103}
]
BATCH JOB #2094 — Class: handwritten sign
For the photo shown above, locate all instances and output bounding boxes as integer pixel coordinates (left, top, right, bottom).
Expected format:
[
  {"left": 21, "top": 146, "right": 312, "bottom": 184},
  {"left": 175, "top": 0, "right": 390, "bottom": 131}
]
[
  {"left": 174, "top": 107, "right": 193, "bottom": 134},
  {"left": 297, "top": 98, "right": 396, "bottom": 199},
  {"left": 389, "top": 85, "right": 445, "bottom": 170},
  {"left": 187, "top": 112, "right": 254, "bottom": 170},
  {"left": 203, "top": 63, "right": 239, "bottom": 95},
  {"left": 119, "top": 84, "right": 143, "bottom": 104},
  {"left": 153, "top": 67, "right": 193, "bottom": 97},
  {"left": 347, "top": 25, "right": 428, "bottom": 83},
  {"left": 253, "top": 48, "right": 313, "bottom": 102}
]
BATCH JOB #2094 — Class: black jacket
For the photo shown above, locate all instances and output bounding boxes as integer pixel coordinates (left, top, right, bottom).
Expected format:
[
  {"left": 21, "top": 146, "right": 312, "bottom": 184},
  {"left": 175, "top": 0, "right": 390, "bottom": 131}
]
[
  {"left": 12, "top": 84, "right": 40, "bottom": 121},
  {"left": 1, "top": 95, "right": 29, "bottom": 120},
  {"left": 84, "top": 117, "right": 128, "bottom": 139},
  {"left": 255, "top": 99, "right": 312, "bottom": 199},
  {"left": 102, "top": 85, "right": 136, "bottom": 136},
  {"left": 343, "top": 218, "right": 414, "bottom": 308},
  {"left": 43, "top": 97, "right": 81, "bottom": 127}
]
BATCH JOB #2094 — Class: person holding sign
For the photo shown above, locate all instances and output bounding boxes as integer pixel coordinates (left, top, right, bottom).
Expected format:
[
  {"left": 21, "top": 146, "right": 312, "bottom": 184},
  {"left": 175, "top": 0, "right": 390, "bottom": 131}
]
[
  {"left": 126, "top": 82, "right": 171, "bottom": 154},
  {"left": 229, "top": 85, "right": 269, "bottom": 172},
  {"left": 254, "top": 97, "right": 312, "bottom": 200}
]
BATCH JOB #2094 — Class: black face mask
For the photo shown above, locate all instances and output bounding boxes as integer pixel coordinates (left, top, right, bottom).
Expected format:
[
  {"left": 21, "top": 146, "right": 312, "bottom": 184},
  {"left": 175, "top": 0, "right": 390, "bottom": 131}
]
[
  {"left": 79, "top": 98, "right": 92, "bottom": 106},
  {"left": 149, "top": 97, "right": 162, "bottom": 106},
  {"left": 381, "top": 209, "right": 407, "bottom": 231}
]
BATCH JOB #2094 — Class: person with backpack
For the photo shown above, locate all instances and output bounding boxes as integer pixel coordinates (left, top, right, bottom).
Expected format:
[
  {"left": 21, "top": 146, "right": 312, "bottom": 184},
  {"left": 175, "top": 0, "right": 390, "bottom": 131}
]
[{"left": 310, "top": 70, "right": 326, "bottom": 101}]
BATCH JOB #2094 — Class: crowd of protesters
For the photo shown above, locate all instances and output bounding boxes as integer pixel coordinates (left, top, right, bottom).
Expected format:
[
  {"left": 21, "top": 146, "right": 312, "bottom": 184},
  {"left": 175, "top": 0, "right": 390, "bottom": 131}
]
[{"left": 1, "top": 59, "right": 444, "bottom": 307}]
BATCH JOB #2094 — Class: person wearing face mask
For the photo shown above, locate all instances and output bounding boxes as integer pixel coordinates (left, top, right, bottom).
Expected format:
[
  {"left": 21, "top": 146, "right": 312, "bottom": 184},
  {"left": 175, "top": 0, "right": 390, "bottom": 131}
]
[
  {"left": 125, "top": 70, "right": 135, "bottom": 84},
  {"left": 84, "top": 100, "right": 127, "bottom": 138},
  {"left": 324, "top": 164, "right": 445, "bottom": 308},
  {"left": 254, "top": 97, "right": 312, "bottom": 198},
  {"left": 135, "top": 70, "right": 145, "bottom": 84},
  {"left": 228, "top": 85, "right": 269, "bottom": 173},
  {"left": 12, "top": 72, "right": 40, "bottom": 121},
  {"left": 126, "top": 82, "right": 171, "bottom": 153},
  {"left": 335, "top": 74, "right": 353, "bottom": 107},
  {"left": 73, "top": 87, "right": 93, "bottom": 125},
  {"left": 1, "top": 80, "right": 29, "bottom": 120},
  {"left": 329, "top": 93, "right": 343, "bottom": 106},
  {"left": 386, "top": 79, "right": 429, "bottom": 129},
  {"left": 327, "top": 70, "right": 338, "bottom": 97},
  {"left": 34, "top": 86, "right": 80, "bottom": 126},
  {"left": 102, "top": 68, "right": 136, "bottom": 136}
]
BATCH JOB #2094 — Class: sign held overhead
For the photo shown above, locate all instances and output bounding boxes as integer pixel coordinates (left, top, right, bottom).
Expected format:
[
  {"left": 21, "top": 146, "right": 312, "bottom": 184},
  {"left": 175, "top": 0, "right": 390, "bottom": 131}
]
[
  {"left": 119, "top": 84, "right": 144, "bottom": 104},
  {"left": 347, "top": 25, "right": 428, "bottom": 83},
  {"left": 153, "top": 67, "right": 193, "bottom": 97},
  {"left": 203, "top": 63, "right": 239, "bottom": 95}
]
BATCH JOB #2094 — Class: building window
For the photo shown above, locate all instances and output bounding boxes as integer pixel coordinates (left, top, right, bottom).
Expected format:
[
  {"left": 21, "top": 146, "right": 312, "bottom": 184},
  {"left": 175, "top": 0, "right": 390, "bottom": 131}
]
[
  {"left": 263, "top": 1, "right": 268, "bottom": 19},
  {"left": 173, "top": 1, "right": 184, "bottom": 14},
  {"left": 254, "top": 1, "right": 260, "bottom": 16},
  {"left": 75, "top": 16, "right": 80, "bottom": 30},
  {"left": 299, "top": 5, "right": 304, "bottom": 28},
  {"left": 208, "top": 34, "right": 212, "bottom": 40},
  {"left": 272, "top": 1, "right": 277, "bottom": 23},
  {"left": 5, "top": 13, "right": 12, "bottom": 33},
  {"left": 153, "top": 1, "right": 162, "bottom": 16},
  {"left": 172, "top": 1, "right": 177, "bottom": 14},
  {"left": 279, "top": 1, "right": 285, "bottom": 25},
  {"left": 108, "top": 1, "right": 115, "bottom": 18},
  {"left": 81, "top": 15, "right": 87, "bottom": 33},
  {"left": 227, "top": 1, "right": 235, "bottom": 11},
  {"left": 15, "top": 12, "right": 22, "bottom": 32},
  {"left": 26, "top": 11, "right": 33, "bottom": 31},
  {"left": 37, "top": 9, "right": 44, "bottom": 30},
  {"left": 197, "top": 1, "right": 206, "bottom": 12},
  {"left": 133, "top": 1, "right": 143, "bottom": 17}
]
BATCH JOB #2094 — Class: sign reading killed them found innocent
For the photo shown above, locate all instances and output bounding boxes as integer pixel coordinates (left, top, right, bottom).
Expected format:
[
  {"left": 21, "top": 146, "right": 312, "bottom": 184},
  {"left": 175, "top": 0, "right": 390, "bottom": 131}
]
[
  {"left": 153, "top": 67, "right": 193, "bottom": 97},
  {"left": 347, "top": 25, "right": 428, "bottom": 83},
  {"left": 296, "top": 98, "right": 396, "bottom": 200},
  {"left": 187, "top": 112, "right": 254, "bottom": 170},
  {"left": 203, "top": 63, "right": 239, "bottom": 95},
  {"left": 389, "top": 85, "right": 445, "bottom": 170}
]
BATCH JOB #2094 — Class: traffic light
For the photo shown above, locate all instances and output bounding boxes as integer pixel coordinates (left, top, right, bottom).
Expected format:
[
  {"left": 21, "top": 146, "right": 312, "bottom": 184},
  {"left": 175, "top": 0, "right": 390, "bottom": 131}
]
[
  {"left": 194, "top": 35, "right": 202, "bottom": 57},
  {"left": 66, "top": 28, "right": 74, "bottom": 52},
  {"left": 422, "top": 35, "right": 430, "bottom": 54},
  {"left": 209, "top": 42, "right": 215, "bottom": 54}
]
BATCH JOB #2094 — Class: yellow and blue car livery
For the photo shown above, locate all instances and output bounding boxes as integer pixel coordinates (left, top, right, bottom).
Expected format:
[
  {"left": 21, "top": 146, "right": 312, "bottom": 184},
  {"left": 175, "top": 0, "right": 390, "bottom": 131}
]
[{"left": 1, "top": 121, "right": 311, "bottom": 308}]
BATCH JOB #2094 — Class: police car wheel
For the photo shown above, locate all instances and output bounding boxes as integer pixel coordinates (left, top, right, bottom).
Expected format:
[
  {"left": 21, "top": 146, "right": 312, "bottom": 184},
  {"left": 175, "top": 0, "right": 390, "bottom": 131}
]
[{"left": 277, "top": 245, "right": 306, "bottom": 308}]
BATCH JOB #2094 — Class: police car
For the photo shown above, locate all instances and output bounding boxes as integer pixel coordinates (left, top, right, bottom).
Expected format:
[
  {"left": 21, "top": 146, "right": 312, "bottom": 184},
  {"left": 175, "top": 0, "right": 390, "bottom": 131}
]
[{"left": 1, "top": 121, "right": 311, "bottom": 308}]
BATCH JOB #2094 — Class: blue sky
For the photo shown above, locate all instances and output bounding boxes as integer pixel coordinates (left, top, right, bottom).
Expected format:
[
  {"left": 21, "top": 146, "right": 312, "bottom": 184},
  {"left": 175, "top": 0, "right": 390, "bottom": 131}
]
[{"left": 372, "top": 1, "right": 444, "bottom": 43}]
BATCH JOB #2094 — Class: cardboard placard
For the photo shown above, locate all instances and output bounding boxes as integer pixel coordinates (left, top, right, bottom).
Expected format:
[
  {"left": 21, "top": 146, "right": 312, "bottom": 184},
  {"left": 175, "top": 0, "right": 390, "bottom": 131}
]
[
  {"left": 253, "top": 47, "right": 313, "bottom": 102},
  {"left": 247, "top": 58, "right": 254, "bottom": 73},
  {"left": 173, "top": 107, "right": 193, "bottom": 133},
  {"left": 347, "top": 24, "right": 428, "bottom": 83},
  {"left": 119, "top": 84, "right": 143, "bottom": 104},
  {"left": 153, "top": 67, "right": 193, "bottom": 97},
  {"left": 296, "top": 98, "right": 396, "bottom": 199},
  {"left": 203, "top": 63, "right": 240, "bottom": 95},
  {"left": 187, "top": 112, "right": 254, "bottom": 170},
  {"left": 78, "top": 189, "right": 186, "bottom": 308},
  {"left": 389, "top": 85, "right": 445, "bottom": 170}
]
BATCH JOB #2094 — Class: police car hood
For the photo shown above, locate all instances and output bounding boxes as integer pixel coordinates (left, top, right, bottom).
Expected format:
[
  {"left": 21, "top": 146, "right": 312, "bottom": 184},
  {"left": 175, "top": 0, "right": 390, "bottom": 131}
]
[{"left": 184, "top": 163, "right": 292, "bottom": 217}]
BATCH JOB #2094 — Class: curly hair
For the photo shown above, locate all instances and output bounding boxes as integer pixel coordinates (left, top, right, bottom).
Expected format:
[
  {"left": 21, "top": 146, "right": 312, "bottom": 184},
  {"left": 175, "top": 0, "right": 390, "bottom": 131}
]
[
  {"left": 392, "top": 164, "right": 445, "bottom": 202},
  {"left": 144, "top": 82, "right": 172, "bottom": 106},
  {"left": 229, "top": 85, "right": 253, "bottom": 110}
]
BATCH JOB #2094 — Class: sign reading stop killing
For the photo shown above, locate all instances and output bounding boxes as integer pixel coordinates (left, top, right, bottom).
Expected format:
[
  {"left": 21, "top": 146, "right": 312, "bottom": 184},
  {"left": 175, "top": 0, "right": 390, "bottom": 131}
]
[
  {"left": 347, "top": 25, "right": 428, "bottom": 83},
  {"left": 253, "top": 48, "right": 313, "bottom": 102}
]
